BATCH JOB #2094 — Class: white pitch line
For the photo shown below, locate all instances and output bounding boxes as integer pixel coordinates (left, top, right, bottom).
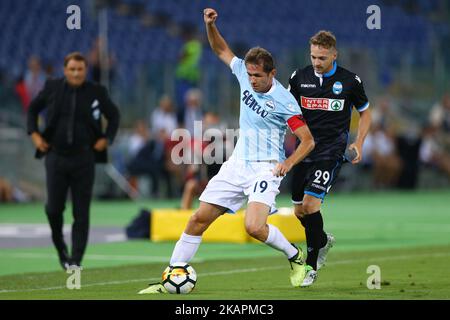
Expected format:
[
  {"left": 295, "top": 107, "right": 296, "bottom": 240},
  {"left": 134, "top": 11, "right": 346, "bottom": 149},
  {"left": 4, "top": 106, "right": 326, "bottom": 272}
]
[
  {"left": 0, "top": 252, "right": 205, "bottom": 263},
  {"left": 0, "top": 251, "right": 449, "bottom": 294}
]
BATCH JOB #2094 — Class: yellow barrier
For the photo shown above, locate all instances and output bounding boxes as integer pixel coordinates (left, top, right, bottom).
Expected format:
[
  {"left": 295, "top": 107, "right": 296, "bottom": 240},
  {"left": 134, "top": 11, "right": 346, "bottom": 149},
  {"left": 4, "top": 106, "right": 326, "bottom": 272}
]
[
  {"left": 249, "top": 208, "right": 305, "bottom": 243},
  {"left": 151, "top": 208, "right": 305, "bottom": 243}
]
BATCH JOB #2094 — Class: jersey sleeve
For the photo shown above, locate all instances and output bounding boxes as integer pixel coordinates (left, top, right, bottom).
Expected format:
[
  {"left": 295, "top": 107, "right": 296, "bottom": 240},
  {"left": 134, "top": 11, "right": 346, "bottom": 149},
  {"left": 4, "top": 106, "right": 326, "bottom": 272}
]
[
  {"left": 230, "top": 57, "right": 247, "bottom": 83},
  {"left": 287, "top": 114, "right": 306, "bottom": 132},
  {"left": 278, "top": 95, "right": 305, "bottom": 132},
  {"left": 351, "top": 74, "right": 370, "bottom": 112},
  {"left": 288, "top": 69, "right": 300, "bottom": 100}
]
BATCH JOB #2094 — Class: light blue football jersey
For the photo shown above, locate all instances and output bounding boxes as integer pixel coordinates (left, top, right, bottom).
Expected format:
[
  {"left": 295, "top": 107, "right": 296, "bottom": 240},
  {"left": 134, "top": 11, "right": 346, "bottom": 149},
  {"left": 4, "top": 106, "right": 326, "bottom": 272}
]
[{"left": 230, "top": 57, "right": 302, "bottom": 161}]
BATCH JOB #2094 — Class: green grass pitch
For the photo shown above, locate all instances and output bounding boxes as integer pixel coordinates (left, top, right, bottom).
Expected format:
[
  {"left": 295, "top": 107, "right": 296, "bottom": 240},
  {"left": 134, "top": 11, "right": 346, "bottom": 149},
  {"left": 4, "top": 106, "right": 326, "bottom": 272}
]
[{"left": 0, "top": 190, "right": 449, "bottom": 300}]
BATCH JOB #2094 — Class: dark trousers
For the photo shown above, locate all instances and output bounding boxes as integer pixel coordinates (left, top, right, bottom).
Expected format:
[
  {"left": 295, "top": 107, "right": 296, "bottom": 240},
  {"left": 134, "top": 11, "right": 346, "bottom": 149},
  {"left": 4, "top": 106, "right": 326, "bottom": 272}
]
[{"left": 44, "top": 149, "right": 95, "bottom": 265}]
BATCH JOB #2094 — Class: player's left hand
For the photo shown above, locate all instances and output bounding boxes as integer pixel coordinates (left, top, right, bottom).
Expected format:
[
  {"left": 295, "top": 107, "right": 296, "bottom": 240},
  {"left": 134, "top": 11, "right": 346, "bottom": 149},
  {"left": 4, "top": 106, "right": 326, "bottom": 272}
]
[
  {"left": 272, "top": 161, "right": 293, "bottom": 177},
  {"left": 94, "top": 138, "right": 108, "bottom": 151},
  {"left": 348, "top": 143, "right": 362, "bottom": 164}
]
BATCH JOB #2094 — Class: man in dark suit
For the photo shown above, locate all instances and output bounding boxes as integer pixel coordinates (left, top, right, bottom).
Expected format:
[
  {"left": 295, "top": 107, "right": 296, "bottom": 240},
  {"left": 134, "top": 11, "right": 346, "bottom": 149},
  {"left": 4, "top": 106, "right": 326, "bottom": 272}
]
[{"left": 27, "top": 52, "right": 120, "bottom": 269}]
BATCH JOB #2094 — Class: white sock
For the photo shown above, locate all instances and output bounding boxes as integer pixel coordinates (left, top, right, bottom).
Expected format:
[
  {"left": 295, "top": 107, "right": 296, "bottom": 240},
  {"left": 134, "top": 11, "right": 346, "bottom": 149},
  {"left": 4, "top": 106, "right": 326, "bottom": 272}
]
[
  {"left": 265, "top": 224, "right": 298, "bottom": 259},
  {"left": 169, "top": 232, "right": 202, "bottom": 264}
]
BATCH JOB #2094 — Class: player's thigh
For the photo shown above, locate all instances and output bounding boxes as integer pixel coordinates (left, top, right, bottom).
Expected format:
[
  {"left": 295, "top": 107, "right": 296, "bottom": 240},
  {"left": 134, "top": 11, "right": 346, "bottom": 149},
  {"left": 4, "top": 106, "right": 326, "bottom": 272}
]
[
  {"left": 291, "top": 162, "right": 311, "bottom": 205},
  {"left": 199, "top": 158, "right": 247, "bottom": 213},
  {"left": 246, "top": 161, "right": 283, "bottom": 213},
  {"left": 185, "top": 201, "right": 227, "bottom": 235}
]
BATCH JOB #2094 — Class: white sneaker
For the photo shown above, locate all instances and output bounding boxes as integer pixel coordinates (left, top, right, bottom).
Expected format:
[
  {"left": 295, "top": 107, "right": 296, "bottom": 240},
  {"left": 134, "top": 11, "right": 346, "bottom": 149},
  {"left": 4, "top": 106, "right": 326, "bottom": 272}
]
[
  {"left": 317, "top": 233, "right": 335, "bottom": 270},
  {"left": 300, "top": 265, "right": 317, "bottom": 287}
]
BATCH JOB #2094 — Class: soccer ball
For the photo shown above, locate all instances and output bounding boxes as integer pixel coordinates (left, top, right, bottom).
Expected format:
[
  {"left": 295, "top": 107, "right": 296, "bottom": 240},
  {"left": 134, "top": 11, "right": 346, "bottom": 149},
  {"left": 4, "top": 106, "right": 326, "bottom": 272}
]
[{"left": 162, "top": 262, "right": 197, "bottom": 294}]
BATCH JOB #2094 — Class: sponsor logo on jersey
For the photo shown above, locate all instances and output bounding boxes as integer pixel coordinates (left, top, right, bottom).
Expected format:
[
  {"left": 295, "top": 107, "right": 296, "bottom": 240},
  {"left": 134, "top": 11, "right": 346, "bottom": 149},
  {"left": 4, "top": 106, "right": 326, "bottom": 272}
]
[
  {"left": 300, "top": 96, "right": 345, "bottom": 112},
  {"left": 332, "top": 81, "right": 343, "bottom": 95},
  {"left": 242, "top": 90, "right": 269, "bottom": 118},
  {"left": 301, "top": 83, "right": 316, "bottom": 88}
]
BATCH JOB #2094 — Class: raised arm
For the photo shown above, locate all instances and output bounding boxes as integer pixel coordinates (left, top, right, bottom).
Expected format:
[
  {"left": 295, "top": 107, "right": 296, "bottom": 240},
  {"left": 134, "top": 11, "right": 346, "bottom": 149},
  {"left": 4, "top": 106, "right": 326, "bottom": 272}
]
[{"left": 203, "top": 8, "right": 235, "bottom": 65}]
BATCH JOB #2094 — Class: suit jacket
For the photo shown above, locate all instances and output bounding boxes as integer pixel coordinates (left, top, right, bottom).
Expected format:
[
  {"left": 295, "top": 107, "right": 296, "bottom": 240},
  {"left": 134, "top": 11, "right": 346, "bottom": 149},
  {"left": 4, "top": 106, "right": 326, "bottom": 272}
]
[{"left": 27, "top": 78, "right": 120, "bottom": 163}]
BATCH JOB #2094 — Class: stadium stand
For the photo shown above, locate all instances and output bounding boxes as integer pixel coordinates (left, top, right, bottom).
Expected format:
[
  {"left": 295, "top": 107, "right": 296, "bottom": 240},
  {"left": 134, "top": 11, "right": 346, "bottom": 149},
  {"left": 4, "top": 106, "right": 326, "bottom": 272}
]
[{"left": 0, "top": 0, "right": 448, "bottom": 198}]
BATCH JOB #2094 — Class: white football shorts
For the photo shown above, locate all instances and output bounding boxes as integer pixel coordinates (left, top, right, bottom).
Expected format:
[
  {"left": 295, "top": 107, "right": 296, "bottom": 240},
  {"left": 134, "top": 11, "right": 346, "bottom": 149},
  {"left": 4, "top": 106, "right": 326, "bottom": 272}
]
[{"left": 199, "top": 156, "right": 283, "bottom": 213}]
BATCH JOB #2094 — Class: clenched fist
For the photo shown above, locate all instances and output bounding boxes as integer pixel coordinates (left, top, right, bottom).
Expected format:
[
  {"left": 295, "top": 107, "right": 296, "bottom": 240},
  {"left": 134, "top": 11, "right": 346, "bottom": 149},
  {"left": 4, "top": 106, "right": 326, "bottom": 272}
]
[{"left": 203, "top": 8, "right": 218, "bottom": 24}]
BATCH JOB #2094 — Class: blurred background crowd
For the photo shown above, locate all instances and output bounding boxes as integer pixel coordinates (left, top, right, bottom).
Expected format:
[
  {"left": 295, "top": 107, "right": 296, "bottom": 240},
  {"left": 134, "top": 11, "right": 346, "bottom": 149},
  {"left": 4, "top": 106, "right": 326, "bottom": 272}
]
[{"left": 0, "top": 0, "right": 449, "bottom": 203}]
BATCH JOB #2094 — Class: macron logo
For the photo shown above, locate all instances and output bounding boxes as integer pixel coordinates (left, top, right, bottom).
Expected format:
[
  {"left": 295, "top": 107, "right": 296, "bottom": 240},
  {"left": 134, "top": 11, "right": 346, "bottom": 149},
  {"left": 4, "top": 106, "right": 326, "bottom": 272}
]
[{"left": 301, "top": 84, "right": 316, "bottom": 88}]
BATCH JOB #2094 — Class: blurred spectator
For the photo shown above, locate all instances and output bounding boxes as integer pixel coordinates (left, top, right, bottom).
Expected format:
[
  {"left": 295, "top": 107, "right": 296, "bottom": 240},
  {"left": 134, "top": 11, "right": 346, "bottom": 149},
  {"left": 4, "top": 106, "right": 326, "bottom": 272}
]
[
  {"left": 175, "top": 24, "right": 202, "bottom": 124},
  {"left": 44, "top": 62, "right": 55, "bottom": 78},
  {"left": 20, "top": 56, "right": 46, "bottom": 113},
  {"left": 126, "top": 120, "right": 152, "bottom": 196},
  {"left": 180, "top": 112, "right": 225, "bottom": 209},
  {"left": 419, "top": 125, "right": 450, "bottom": 178},
  {"left": 88, "top": 37, "right": 116, "bottom": 84},
  {"left": 420, "top": 93, "right": 450, "bottom": 178},
  {"left": 150, "top": 95, "right": 177, "bottom": 138},
  {"left": 0, "top": 177, "right": 43, "bottom": 203},
  {"left": 184, "top": 88, "right": 204, "bottom": 138},
  {"left": 128, "top": 120, "right": 150, "bottom": 157},
  {"left": 429, "top": 93, "right": 450, "bottom": 134},
  {"left": 126, "top": 120, "right": 181, "bottom": 198},
  {"left": 14, "top": 76, "right": 31, "bottom": 112},
  {"left": 363, "top": 97, "right": 403, "bottom": 188},
  {"left": 24, "top": 56, "right": 46, "bottom": 100},
  {"left": 0, "top": 177, "right": 13, "bottom": 202}
]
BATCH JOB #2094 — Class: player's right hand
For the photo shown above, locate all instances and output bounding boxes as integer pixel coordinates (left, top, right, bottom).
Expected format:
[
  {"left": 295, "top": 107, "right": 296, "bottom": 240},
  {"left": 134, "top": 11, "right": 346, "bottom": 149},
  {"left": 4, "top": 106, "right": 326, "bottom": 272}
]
[
  {"left": 31, "top": 132, "right": 49, "bottom": 152},
  {"left": 272, "top": 161, "right": 293, "bottom": 177},
  {"left": 203, "top": 8, "right": 218, "bottom": 24}
]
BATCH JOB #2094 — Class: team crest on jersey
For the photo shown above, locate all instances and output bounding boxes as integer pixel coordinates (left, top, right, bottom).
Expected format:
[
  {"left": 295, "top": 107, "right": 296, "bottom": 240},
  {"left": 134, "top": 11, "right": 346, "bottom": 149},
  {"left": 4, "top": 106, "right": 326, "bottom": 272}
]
[
  {"left": 332, "top": 81, "right": 343, "bottom": 95},
  {"left": 265, "top": 100, "right": 275, "bottom": 111}
]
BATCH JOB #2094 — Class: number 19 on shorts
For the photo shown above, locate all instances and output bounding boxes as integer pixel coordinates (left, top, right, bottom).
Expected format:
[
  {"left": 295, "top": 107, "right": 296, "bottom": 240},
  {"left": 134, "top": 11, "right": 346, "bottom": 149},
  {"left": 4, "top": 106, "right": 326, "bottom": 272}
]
[{"left": 253, "top": 181, "right": 268, "bottom": 193}]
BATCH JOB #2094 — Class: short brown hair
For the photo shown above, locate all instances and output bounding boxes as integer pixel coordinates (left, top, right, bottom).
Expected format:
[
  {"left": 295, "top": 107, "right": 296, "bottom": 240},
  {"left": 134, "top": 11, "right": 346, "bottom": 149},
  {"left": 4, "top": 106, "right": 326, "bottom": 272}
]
[
  {"left": 309, "top": 31, "right": 337, "bottom": 49},
  {"left": 244, "top": 47, "right": 275, "bottom": 73},
  {"left": 64, "top": 52, "right": 87, "bottom": 67}
]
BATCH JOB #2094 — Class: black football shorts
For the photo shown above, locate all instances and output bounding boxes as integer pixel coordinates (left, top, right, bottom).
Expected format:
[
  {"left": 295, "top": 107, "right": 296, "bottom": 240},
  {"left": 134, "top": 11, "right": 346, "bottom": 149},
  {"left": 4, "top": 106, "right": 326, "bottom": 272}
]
[{"left": 291, "top": 158, "right": 343, "bottom": 204}]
